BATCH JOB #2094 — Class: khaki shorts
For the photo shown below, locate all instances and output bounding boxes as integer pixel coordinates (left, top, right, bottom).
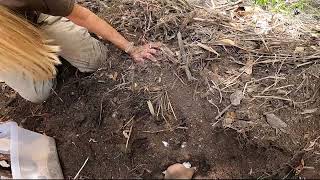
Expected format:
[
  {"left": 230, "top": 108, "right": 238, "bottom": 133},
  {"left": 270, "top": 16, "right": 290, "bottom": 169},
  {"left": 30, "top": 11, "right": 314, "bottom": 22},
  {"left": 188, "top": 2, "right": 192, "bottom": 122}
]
[{"left": 0, "top": 14, "right": 108, "bottom": 103}]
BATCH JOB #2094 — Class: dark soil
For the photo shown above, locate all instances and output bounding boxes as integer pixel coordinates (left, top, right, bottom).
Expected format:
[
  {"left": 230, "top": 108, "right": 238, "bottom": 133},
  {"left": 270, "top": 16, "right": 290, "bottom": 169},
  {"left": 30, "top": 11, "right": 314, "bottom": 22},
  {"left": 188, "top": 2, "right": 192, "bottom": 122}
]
[{"left": 0, "top": 49, "right": 309, "bottom": 179}]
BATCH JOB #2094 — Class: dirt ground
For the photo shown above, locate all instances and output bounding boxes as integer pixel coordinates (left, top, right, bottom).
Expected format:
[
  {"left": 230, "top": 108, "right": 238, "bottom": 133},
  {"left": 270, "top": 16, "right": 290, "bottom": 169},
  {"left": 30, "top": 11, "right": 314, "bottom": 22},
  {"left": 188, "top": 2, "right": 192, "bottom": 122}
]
[
  {"left": 1, "top": 0, "right": 320, "bottom": 179},
  {"left": 0, "top": 52, "right": 294, "bottom": 179}
]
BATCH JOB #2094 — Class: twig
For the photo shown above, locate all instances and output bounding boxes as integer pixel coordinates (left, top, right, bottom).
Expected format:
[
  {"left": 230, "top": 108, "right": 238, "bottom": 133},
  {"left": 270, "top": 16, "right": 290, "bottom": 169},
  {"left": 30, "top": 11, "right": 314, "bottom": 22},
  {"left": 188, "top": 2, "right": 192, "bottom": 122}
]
[
  {"left": 141, "top": 125, "right": 188, "bottom": 134},
  {"left": 99, "top": 95, "right": 105, "bottom": 126},
  {"left": 296, "top": 61, "right": 314, "bottom": 68},
  {"left": 166, "top": 91, "right": 178, "bottom": 121},
  {"left": 294, "top": 86, "right": 320, "bottom": 105},
  {"left": 74, "top": 157, "right": 89, "bottom": 179},
  {"left": 252, "top": 76, "right": 286, "bottom": 82},
  {"left": 208, "top": 99, "right": 221, "bottom": 114},
  {"left": 107, "top": 82, "right": 131, "bottom": 93},
  {"left": 125, "top": 123, "right": 134, "bottom": 153},
  {"left": 294, "top": 75, "right": 306, "bottom": 94},
  {"left": 193, "top": 81, "right": 199, "bottom": 101},
  {"left": 265, "top": 105, "right": 288, "bottom": 114},
  {"left": 160, "top": 95, "right": 173, "bottom": 131},
  {"left": 259, "top": 35, "right": 270, "bottom": 52},
  {"left": 210, "top": 80, "right": 223, "bottom": 103},
  {"left": 222, "top": 56, "right": 262, "bottom": 90},
  {"left": 243, "top": 82, "right": 249, "bottom": 94},
  {"left": 177, "top": 32, "right": 196, "bottom": 81},
  {"left": 215, "top": 104, "right": 232, "bottom": 120},
  {"left": 51, "top": 88, "right": 63, "bottom": 103},
  {"left": 173, "top": 72, "right": 187, "bottom": 85},
  {"left": 253, "top": 95, "right": 293, "bottom": 102},
  {"left": 120, "top": 116, "right": 135, "bottom": 130},
  {"left": 260, "top": 58, "right": 286, "bottom": 94},
  {"left": 265, "top": 85, "right": 294, "bottom": 92}
]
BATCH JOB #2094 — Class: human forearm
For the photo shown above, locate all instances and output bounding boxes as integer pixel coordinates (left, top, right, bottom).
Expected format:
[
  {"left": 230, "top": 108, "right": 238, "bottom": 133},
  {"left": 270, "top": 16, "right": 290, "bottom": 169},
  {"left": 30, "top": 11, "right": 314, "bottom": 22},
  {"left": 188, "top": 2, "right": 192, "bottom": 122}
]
[
  {"left": 67, "top": 4, "right": 160, "bottom": 63},
  {"left": 67, "top": 4, "right": 131, "bottom": 52}
]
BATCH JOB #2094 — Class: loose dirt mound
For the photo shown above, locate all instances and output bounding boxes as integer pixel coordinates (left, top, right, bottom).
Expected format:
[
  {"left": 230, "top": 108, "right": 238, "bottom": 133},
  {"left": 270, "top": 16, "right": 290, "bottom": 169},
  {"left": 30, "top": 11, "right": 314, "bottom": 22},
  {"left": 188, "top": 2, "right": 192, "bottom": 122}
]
[{"left": 1, "top": 0, "right": 320, "bottom": 178}]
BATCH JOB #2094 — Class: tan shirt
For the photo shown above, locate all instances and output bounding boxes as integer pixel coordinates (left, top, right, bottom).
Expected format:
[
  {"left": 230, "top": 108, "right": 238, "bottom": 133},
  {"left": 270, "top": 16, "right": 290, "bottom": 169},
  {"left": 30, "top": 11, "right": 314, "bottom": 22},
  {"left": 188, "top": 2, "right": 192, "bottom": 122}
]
[{"left": 0, "top": 0, "right": 75, "bottom": 18}]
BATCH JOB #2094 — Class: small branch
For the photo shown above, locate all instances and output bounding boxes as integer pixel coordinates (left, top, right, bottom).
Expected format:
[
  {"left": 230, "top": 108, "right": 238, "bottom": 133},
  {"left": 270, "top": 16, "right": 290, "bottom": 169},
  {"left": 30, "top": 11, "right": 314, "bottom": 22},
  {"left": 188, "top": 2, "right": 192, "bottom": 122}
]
[
  {"left": 173, "top": 72, "right": 187, "bottom": 85},
  {"left": 215, "top": 104, "right": 232, "bottom": 120},
  {"left": 177, "top": 32, "right": 196, "bottom": 81},
  {"left": 253, "top": 95, "right": 293, "bottom": 102},
  {"left": 74, "top": 157, "right": 89, "bottom": 179},
  {"left": 125, "top": 123, "right": 134, "bottom": 153}
]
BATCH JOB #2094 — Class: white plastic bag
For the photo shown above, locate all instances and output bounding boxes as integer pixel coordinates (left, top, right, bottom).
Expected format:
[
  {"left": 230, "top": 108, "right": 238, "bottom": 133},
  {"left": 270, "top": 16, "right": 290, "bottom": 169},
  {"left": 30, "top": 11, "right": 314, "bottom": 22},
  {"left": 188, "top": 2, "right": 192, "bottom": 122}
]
[{"left": 0, "top": 121, "right": 63, "bottom": 179}]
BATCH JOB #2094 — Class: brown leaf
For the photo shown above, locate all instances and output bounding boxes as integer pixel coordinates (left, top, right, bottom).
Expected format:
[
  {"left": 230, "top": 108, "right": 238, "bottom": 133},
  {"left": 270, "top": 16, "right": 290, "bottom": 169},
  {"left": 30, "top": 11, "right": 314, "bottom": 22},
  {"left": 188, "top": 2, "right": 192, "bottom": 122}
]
[
  {"left": 265, "top": 113, "right": 288, "bottom": 133},
  {"left": 230, "top": 90, "right": 245, "bottom": 106},
  {"left": 239, "top": 58, "right": 254, "bottom": 75},
  {"left": 223, "top": 111, "right": 237, "bottom": 128}
]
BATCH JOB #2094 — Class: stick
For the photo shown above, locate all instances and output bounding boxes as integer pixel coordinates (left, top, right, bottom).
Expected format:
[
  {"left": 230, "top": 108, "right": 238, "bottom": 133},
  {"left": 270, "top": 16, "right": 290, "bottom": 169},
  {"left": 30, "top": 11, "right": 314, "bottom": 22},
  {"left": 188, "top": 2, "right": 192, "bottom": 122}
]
[
  {"left": 173, "top": 72, "right": 187, "bottom": 85},
  {"left": 215, "top": 104, "right": 232, "bottom": 120},
  {"left": 253, "top": 95, "right": 293, "bottom": 102},
  {"left": 294, "top": 86, "right": 320, "bottom": 105},
  {"left": 99, "top": 95, "right": 104, "bottom": 126},
  {"left": 141, "top": 125, "right": 188, "bottom": 134},
  {"left": 51, "top": 88, "right": 63, "bottom": 103},
  {"left": 177, "top": 32, "right": 187, "bottom": 64},
  {"left": 167, "top": 92, "right": 178, "bottom": 121},
  {"left": 210, "top": 80, "right": 223, "bottom": 103},
  {"left": 125, "top": 123, "right": 134, "bottom": 153},
  {"left": 222, "top": 56, "right": 262, "bottom": 90},
  {"left": 74, "top": 157, "right": 89, "bottom": 179},
  {"left": 177, "top": 32, "right": 196, "bottom": 81},
  {"left": 208, "top": 99, "right": 221, "bottom": 114},
  {"left": 120, "top": 116, "right": 135, "bottom": 130}
]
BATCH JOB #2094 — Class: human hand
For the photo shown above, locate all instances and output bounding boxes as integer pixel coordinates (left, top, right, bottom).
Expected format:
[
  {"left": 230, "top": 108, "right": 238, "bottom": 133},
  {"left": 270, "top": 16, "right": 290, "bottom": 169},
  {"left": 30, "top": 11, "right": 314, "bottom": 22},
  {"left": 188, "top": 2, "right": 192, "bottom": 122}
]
[{"left": 128, "top": 42, "right": 162, "bottom": 64}]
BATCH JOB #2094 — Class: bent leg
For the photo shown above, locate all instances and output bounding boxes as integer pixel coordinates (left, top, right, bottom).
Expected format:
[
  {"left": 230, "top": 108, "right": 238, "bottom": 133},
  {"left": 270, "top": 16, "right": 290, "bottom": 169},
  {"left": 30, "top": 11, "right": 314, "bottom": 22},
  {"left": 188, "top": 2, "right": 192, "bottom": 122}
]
[
  {"left": 38, "top": 14, "right": 108, "bottom": 72},
  {"left": 0, "top": 72, "right": 53, "bottom": 103}
]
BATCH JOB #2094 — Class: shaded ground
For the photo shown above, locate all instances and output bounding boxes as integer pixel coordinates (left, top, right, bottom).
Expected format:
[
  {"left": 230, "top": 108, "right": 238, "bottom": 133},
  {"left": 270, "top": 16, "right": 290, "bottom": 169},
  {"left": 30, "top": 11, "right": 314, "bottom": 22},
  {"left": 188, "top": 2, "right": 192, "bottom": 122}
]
[
  {"left": 1, "top": 0, "right": 320, "bottom": 179},
  {"left": 0, "top": 52, "right": 292, "bottom": 179}
]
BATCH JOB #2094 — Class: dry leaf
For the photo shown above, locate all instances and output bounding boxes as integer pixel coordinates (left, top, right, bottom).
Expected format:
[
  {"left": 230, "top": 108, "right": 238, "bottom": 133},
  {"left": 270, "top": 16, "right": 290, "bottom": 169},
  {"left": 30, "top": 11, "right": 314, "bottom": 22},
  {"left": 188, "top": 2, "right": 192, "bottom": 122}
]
[
  {"left": 112, "top": 72, "right": 118, "bottom": 81},
  {"left": 218, "top": 39, "right": 236, "bottom": 46},
  {"left": 240, "top": 58, "right": 254, "bottom": 75},
  {"left": 265, "top": 113, "right": 288, "bottom": 133},
  {"left": 223, "top": 111, "right": 237, "bottom": 128},
  {"left": 197, "top": 42, "right": 220, "bottom": 56},
  {"left": 230, "top": 90, "right": 245, "bottom": 106},
  {"left": 147, "top": 100, "right": 155, "bottom": 116}
]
